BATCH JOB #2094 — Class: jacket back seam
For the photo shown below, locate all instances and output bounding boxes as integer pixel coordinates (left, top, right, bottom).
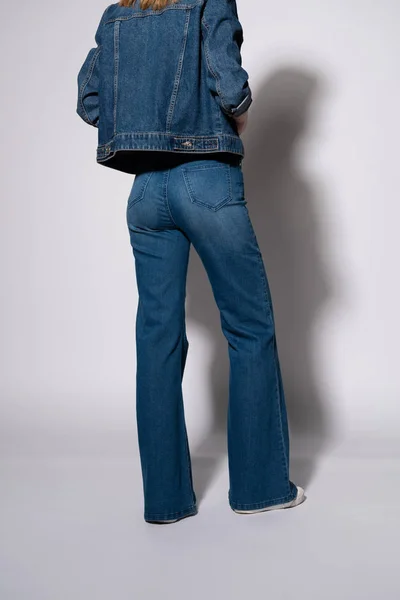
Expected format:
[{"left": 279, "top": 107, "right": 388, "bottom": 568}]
[
  {"left": 166, "top": 9, "right": 191, "bottom": 133},
  {"left": 113, "top": 21, "right": 120, "bottom": 135}
]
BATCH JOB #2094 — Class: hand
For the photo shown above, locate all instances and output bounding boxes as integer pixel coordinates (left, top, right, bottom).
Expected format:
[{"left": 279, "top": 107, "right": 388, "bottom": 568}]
[{"left": 233, "top": 111, "right": 248, "bottom": 135}]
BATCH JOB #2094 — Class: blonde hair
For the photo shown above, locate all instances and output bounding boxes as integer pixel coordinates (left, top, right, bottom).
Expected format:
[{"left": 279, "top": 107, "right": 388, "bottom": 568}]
[{"left": 119, "top": 0, "right": 179, "bottom": 9}]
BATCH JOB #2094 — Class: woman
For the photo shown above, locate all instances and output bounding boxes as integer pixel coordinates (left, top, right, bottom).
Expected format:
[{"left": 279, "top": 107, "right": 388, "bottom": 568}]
[{"left": 76, "top": 0, "right": 306, "bottom": 524}]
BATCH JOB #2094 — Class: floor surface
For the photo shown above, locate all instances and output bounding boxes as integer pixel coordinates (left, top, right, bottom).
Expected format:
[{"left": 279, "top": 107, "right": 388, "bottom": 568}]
[{"left": 1, "top": 436, "right": 399, "bottom": 600}]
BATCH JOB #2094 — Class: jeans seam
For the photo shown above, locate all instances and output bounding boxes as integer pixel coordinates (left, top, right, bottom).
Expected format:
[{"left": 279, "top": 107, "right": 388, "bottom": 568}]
[
  {"left": 256, "top": 243, "right": 290, "bottom": 492},
  {"left": 245, "top": 207, "right": 290, "bottom": 495},
  {"left": 163, "top": 169, "right": 178, "bottom": 227},
  {"left": 181, "top": 317, "right": 196, "bottom": 506}
]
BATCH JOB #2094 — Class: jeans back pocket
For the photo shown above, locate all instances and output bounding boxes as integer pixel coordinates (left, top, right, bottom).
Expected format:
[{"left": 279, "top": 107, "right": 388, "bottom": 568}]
[
  {"left": 127, "top": 171, "right": 154, "bottom": 209},
  {"left": 182, "top": 162, "right": 232, "bottom": 211}
]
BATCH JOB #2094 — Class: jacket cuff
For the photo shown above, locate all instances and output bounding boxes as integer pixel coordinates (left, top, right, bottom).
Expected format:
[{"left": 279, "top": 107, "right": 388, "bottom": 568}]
[{"left": 228, "top": 90, "right": 253, "bottom": 118}]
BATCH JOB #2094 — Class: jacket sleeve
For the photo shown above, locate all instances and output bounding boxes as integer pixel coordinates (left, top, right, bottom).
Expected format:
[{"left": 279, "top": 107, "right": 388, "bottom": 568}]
[
  {"left": 76, "top": 5, "right": 111, "bottom": 127},
  {"left": 201, "top": 0, "right": 252, "bottom": 118}
]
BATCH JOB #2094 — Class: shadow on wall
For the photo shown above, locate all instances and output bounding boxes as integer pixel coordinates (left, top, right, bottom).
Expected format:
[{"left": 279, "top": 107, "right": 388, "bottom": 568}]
[{"left": 187, "top": 66, "right": 341, "bottom": 502}]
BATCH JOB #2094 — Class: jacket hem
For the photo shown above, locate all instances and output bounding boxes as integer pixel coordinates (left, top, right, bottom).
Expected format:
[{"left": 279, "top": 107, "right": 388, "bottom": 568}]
[{"left": 97, "top": 132, "right": 244, "bottom": 163}]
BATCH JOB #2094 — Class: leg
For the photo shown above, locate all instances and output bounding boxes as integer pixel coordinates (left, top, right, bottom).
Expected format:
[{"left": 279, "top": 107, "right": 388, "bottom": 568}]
[
  {"left": 169, "top": 161, "right": 298, "bottom": 510},
  {"left": 210, "top": 217, "right": 297, "bottom": 509},
  {"left": 126, "top": 173, "right": 196, "bottom": 523}
]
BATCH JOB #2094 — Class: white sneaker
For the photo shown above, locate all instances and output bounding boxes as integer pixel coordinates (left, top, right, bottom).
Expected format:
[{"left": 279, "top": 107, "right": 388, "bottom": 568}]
[
  {"left": 148, "top": 518, "right": 179, "bottom": 524},
  {"left": 233, "top": 486, "right": 306, "bottom": 514},
  {"left": 147, "top": 511, "right": 197, "bottom": 524}
]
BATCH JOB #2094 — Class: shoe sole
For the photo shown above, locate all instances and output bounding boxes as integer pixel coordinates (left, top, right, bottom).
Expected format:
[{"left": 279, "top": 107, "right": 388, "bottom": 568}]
[
  {"left": 146, "top": 511, "right": 197, "bottom": 524},
  {"left": 147, "top": 519, "right": 179, "bottom": 524},
  {"left": 233, "top": 487, "right": 306, "bottom": 514}
]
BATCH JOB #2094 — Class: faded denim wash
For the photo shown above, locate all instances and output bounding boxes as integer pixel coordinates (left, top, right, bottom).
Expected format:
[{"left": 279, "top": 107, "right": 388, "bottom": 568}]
[
  {"left": 76, "top": 0, "right": 252, "bottom": 174},
  {"left": 126, "top": 159, "right": 298, "bottom": 522}
]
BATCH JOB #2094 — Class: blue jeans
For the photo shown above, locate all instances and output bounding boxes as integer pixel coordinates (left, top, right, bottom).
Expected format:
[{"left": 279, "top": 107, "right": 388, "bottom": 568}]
[{"left": 126, "top": 158, "right": 297, "bottom": 522}]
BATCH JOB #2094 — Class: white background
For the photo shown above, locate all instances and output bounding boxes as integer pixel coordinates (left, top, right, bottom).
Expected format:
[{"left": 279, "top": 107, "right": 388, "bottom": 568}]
[
  {"left": 1, "top": 1, "right": 399, "bottom": 598},
  {"left": 1, "top": 0, "right": 399, "bottom": 455}
]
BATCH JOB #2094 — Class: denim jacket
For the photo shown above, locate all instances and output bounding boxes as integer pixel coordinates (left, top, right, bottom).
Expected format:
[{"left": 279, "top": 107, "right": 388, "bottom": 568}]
[{"left": 76, "top": 0, "right": 252, "bottom": 174}]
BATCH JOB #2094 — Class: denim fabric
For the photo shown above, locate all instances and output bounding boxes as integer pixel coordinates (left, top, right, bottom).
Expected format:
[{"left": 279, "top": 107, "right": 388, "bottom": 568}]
[
  {"left": 76, "top": 0, "right": 252, "bottom": 174},
  {"left": 126, "top": 159, "right": 297, "bottom": 522}
]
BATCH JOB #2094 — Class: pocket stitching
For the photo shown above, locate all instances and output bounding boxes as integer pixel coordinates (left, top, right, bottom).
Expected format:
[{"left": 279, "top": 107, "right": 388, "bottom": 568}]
[
  {"left": 182, "top": 164, "right": 232, "bottom": 211},
  {"left": 127, "top": 171, "right": 154, "bottom": 208}
]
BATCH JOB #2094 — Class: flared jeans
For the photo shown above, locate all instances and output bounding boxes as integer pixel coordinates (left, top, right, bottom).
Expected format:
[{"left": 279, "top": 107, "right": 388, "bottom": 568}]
[{"left": 126, "top": 158, "right": 297, "bottom": 522}]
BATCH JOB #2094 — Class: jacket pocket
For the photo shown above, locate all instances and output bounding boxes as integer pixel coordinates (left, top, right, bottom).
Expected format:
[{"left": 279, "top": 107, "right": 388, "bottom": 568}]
[
  {"left": 127, "top": 172, "right": 154, "bottom": 208},
  {"left": 182, "top": 163, "right": 231, "bottom": 211}
]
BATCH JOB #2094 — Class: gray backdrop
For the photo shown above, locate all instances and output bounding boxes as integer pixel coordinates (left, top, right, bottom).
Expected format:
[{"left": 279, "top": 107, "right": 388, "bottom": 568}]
[{"left": 1, "top": 1, "right": 399, "bottom": 599}]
